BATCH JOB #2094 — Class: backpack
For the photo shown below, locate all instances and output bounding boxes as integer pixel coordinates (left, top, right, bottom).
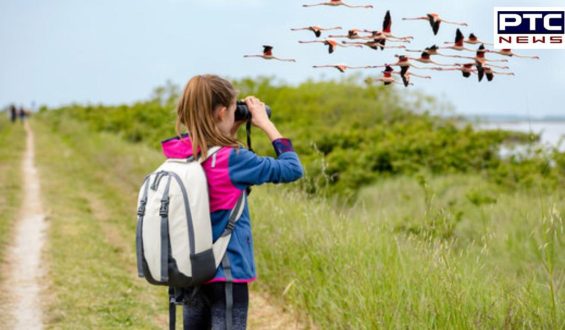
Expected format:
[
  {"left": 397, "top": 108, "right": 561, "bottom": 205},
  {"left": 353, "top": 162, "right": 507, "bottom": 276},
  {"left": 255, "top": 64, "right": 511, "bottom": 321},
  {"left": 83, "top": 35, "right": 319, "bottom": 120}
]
[{"left": 135, "top": 146, "right": 246, "bottom": 330}]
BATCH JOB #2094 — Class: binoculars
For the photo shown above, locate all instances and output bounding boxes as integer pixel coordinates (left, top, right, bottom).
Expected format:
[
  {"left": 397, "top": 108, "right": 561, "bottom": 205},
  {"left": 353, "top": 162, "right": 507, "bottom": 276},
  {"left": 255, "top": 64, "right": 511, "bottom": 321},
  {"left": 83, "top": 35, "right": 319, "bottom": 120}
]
[{"left": 234, "top": 101, "right": 272, "bottom": 122}]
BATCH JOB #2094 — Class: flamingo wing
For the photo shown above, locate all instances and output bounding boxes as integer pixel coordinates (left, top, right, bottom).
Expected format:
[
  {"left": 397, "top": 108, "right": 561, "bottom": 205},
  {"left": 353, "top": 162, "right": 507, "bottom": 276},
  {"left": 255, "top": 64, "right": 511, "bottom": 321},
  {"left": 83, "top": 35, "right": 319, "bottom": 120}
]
[
  {"left": 427, "top": 14, "right": 440, "bottom": 35},
  {"left": 476, "top": 61, "right": 484, "bottom": 82},
  {"left": 455, "top": 28, "right": 464, "bottom": 46},
  {"left": 383, "top": 10, "right": 392, "bottom": 33}
]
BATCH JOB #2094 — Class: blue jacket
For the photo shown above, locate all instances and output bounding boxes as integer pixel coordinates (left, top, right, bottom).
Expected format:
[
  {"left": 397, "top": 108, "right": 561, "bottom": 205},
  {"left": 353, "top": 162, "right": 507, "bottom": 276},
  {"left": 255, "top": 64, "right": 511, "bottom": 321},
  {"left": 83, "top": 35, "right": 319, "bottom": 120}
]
[{"left": 161, "top": 135, "right": 304, "bottom": 283}]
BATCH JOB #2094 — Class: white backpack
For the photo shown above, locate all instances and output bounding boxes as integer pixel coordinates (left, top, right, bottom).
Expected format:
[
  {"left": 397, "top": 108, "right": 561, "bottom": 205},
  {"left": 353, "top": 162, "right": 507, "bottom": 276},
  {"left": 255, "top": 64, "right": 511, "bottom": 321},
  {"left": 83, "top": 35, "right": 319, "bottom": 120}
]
[{"left": 135, "top": 146, "right": 245, "bottom": 329}]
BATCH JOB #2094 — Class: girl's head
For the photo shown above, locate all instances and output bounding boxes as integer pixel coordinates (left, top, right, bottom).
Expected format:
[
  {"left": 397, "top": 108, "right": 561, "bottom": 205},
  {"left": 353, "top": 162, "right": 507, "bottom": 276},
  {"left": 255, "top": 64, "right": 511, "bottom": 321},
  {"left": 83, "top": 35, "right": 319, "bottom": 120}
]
[{"left": 176, "top": 74, "right": 242, "bottom": 159}]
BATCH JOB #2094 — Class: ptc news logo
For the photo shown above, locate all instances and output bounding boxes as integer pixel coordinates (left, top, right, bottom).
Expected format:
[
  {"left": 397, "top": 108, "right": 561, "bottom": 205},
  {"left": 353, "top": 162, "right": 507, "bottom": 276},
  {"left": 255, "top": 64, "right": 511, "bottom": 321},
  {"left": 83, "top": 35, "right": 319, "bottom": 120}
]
[{"left": 494, "top": 7, "right": 565, "bottom": 49}]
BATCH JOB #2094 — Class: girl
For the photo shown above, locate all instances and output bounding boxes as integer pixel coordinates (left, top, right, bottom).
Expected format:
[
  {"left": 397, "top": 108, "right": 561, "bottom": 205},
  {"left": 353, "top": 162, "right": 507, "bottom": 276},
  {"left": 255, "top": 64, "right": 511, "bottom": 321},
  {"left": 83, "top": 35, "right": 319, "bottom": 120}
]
[{"left": 160, "top": 74, "right": 304, "bottom": 329}]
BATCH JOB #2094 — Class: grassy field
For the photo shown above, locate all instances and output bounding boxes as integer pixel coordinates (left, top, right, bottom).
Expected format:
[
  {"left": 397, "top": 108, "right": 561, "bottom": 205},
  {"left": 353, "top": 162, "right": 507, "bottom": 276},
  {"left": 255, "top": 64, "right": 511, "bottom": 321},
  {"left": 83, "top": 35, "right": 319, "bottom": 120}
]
[
  {"left": 32, "top": 113, "right": 563, "bottom": 329},
  {"left": 31, "top": 117, "right": 168, "bottom": 329},
  {"left": 0, "top": 117, "right": 25, "bottom": 272}
]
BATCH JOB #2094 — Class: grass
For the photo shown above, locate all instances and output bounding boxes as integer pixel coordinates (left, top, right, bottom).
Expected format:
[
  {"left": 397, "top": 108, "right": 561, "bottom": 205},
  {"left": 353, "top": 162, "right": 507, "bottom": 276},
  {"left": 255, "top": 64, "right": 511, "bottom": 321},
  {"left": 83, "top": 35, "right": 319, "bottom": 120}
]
[
  {"left": 0, "top": 117, "right": 26, "bottom": 272},
  {"left": 31, "top": 117, "right": 168, "bottom": 329},
  {"left": 33, "top": 113, "right": 564, "bottom": 329},
  {"left": 251, "top": 174, "right": 564, "bottom": 329}
]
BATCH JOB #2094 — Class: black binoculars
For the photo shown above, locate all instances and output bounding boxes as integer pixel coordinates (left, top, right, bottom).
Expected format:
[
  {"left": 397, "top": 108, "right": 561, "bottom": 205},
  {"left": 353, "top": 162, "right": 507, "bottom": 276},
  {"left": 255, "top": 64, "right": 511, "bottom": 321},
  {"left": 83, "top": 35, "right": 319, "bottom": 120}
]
[{"left": 234, "top": 101, "right": 272, "bottom": 122}]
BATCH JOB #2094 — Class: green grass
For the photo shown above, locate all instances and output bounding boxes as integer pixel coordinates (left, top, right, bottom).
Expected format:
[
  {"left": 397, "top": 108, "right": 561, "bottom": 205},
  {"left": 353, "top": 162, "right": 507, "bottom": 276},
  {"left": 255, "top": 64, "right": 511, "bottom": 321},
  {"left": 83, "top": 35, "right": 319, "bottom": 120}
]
[
  {"left": 0, "top": 117, "right": 26, "bottom": 272},
  {"left": 34, "top": 113, "right": 563, "bottom": 329},
  {"left": 31, "top": 117, "right": 169, "bottom": 329},
  {"left": 251, "top": 174, "right": 564, "bottom": 329}
]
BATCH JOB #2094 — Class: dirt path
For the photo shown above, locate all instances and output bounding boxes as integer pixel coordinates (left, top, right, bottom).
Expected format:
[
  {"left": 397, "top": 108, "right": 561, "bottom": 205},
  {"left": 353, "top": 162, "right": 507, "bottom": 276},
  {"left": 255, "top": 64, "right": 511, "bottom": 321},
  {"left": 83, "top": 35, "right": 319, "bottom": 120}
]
[{"left": 2, "top": 121, "right": 48, "bottom": 329}]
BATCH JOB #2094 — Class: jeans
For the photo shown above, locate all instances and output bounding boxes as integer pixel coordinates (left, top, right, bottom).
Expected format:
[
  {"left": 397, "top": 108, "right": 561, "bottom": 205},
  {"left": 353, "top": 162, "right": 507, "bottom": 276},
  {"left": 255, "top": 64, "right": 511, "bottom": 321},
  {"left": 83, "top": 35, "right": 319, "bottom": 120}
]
[{"left": 182, "top": 282, "right": 249, "bottom": 330}]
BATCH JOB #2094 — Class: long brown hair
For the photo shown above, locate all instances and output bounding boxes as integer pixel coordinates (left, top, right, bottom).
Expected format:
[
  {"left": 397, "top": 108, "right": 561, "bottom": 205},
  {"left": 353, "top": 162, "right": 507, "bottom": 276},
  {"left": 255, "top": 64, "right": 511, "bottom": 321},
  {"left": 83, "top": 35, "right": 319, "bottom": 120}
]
[{"left": 175, "top": 74, "right": 241, "bottom": 159}]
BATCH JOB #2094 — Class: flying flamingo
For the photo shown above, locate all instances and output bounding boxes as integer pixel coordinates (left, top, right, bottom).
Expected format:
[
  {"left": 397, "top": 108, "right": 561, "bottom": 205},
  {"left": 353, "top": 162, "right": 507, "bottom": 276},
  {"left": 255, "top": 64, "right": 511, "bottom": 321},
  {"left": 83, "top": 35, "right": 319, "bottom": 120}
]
[
  {"left": 481, "top": 66, "right": 515, "bottom": 81},
  {"left": 449, "top": 44, "right": 510, "bottom": 68},
  {"left": 328, "top": 29, "right": 367, "bottom": 39},
  {"left": 399, "top": 51, "right": 454, "bottom": 66},
  {"left": 369, "top": 56, "right": 438, "bottom": 76},
  {"left": 303, "top": 0, "right": 374, "bottom": 8},
  {"left": 406, "top": 45, "right": 464, "bottom": 58},
  {"left": 485, "top": 48, "right": 540, "bottom": 59},
  {"left": 431, "top": 63, "right": 478, "bottom": 78},
  {"left": 243, "top": 45, "right": 296, "bottom": 62},
  {"left": 441, "top": 29, "right": 476, "bottom": 52},
  {"left": 342, "top": 39, "right": 407, "bottom": 50},
  {"left": 312, "top": 64, "right": 378, "bottom": 73},
  {"left": 397, "top": 71, "right": 432, "bottom": 87},
  {"left": 365, "top": 66, "right": 406, "bottom": 86},
  {"left": 299, "top": 38, "right": 362, "bottom": 54},
  {"left": 364, "top": 10, "right": 414, "bottom": 41},
  {"left": 465, "top": 33, "right": 492, "bottom": 45},
  {"left": 291, "top": 26, "right": 343, "bottom": 38},
  {"left": 402, "top": 13, "right": 468, "bottom": 35},
  {"left": 360, "top": 30, "right": 412, "bottom": 42}
]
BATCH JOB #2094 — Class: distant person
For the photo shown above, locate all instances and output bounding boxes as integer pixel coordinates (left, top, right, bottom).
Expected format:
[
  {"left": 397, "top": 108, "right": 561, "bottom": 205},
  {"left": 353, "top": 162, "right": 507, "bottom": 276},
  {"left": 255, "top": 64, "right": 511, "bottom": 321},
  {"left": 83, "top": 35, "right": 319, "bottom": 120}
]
[
  {"left": 10, "top": 105, "right": 17, "bottom": 123},
  {"left": 158, "top": 74, "right": 304, "bottom": 329},
  {"left": 18, "top": 107, "right": 26, "bottom": 122}
]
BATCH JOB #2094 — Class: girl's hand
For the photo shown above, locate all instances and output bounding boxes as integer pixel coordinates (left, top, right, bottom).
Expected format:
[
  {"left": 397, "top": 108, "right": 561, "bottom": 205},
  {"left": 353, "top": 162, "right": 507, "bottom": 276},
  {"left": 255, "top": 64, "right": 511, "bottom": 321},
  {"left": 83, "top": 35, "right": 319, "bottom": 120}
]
[{"left": 244, "top": 96, "right": 271, "bottom": 129}]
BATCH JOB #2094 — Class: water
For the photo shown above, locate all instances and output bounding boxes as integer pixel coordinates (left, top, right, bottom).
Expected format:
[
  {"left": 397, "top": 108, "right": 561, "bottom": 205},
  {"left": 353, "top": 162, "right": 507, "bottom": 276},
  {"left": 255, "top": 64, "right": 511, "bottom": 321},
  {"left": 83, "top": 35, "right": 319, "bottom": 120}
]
[{"left": 477, "top": 121, "right": 565, "bottom": 152}]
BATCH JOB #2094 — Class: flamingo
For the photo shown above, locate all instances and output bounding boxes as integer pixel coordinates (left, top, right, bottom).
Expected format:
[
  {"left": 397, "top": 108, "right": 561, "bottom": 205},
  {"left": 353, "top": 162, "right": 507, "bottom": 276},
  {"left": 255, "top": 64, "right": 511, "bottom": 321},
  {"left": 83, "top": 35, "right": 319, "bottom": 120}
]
[
  {"left": 342, "top": 39, "right": 407, "bottom": 51},
  {"left": 481, "top": 66, "right": 515, "bottom": 81},
  {"left": 365, "top": 66, "right": 406, "bottom": 86},
  {"left": 291, "top": 26, "right": 343, "bottom": 38},
  {"left": 406, "top": 45, "right": 465, "bottom": 58},
  {"left": 312, "top": 64, "right": 378, "bottom": 73},
  {"left": 441, "top": 29, "right": 476, "bottom": 52},
  {"left": 299, "top": 38, "right": 362, "bottom": 54},
  {"left": 303, "top": 0, "right": 374, "bottom": 8},
  {"left": 396, "top": 71, "right": 432, "bottom": 87},
  {"left": 365, "top": 10, "right": 414, "bottom": 42},
  {"left": 243, "top": 45, "right": 296, "bottom": 62},
  {"left": 485, "top": 48, "right": 540, "bottom": 59},
  {"left": 465, "top": 33, "right": 492, "bottom": 45},
  {"left": 402, "top": 13, "right": 468, "bottom": 35},
  {"left": 360, "top": 30, "right": 412, "bottom": 42},
  {"left": 448, "top": 44, "right": 510, "bottom": 67},
  {"left": 399, "top": 51, "right": 454, "bottom": 66},
  {"left": 369, "top": 56, "right": 437, "bottom": 76},
  {"left": 431, "top": 63, "right": 478, "bottom": 78},
  {"left": 328, "top": 29, "right": 367, "bottom": 39}
]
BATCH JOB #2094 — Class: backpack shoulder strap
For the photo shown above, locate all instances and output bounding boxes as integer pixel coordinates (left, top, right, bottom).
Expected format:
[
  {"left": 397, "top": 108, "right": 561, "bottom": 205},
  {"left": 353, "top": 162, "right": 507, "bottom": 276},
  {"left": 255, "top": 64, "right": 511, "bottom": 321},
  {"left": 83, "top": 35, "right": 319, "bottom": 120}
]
[
  {"left": 196, "top": 146, "right": 222, "bottom": 164},
  {"left": 211, "top": 190, "right": 246, "bottom": 268}
]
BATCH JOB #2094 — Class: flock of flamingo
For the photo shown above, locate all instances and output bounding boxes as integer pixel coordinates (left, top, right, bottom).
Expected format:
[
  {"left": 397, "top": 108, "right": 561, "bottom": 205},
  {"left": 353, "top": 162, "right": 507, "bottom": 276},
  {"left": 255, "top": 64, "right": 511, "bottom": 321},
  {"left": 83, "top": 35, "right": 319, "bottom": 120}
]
[{"left": 243, "top": 0, "right": 540, "bottom": 87}]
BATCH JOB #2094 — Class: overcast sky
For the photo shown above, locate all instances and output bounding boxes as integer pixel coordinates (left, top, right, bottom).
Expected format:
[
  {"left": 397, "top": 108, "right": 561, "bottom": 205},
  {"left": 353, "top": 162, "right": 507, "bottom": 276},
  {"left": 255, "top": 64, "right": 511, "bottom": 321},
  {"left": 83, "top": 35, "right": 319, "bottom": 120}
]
[{"left": 1, "top": 0, "right": 564, "bottom": 117}]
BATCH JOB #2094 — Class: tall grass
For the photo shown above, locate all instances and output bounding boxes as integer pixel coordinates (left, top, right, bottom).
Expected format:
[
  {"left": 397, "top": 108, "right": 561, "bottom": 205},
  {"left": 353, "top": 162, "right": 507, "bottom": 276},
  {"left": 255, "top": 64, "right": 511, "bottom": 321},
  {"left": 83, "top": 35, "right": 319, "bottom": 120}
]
[{"left": 250, "top": 175, "right": 564, "bottom": 328}]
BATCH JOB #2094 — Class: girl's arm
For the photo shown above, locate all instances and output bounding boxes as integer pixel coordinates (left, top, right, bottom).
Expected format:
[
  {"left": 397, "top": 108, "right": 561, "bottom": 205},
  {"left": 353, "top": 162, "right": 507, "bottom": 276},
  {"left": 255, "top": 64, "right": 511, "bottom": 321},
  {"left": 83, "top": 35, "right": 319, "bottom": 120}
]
[
  {"left": 227, "top": 138, "right": 303, "bottom": 189},
  {"left": 228, "top": 96, "right": 303, "bottom": 189}
]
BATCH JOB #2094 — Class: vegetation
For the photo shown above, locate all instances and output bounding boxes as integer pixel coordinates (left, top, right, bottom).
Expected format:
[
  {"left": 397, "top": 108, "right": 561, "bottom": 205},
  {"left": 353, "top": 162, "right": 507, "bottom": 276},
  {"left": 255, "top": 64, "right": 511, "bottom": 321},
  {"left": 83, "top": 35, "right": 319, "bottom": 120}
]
[
  {"left": 25, "top": 77, "right": 564, "bottom": 328},
  {"left": 30, "top": 113, "right": 564, "bottom": 329},
  {"left": 39, "top": 77, "right": 565, "bottom": 202}
]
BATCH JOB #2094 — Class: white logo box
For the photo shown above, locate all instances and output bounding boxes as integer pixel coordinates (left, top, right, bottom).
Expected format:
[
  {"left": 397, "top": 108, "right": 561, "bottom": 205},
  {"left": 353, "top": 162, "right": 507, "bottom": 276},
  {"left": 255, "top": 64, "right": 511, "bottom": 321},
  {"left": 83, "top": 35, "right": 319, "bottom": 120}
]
[{"left": 494, "top": 7, "right": 565, "bottom": 49}]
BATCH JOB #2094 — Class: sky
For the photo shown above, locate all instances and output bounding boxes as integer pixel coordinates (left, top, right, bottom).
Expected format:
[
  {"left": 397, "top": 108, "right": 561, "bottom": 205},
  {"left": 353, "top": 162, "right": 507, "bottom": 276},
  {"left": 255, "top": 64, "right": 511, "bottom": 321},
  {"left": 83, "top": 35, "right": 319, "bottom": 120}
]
[{"left": 1, "top": 0, "right": 564, "bottom": 117}]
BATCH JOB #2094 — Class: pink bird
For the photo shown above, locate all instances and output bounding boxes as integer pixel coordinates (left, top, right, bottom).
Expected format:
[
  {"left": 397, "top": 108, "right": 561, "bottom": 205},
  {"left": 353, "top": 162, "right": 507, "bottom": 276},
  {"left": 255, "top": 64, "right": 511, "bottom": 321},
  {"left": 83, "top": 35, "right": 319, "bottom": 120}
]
[
  {"left": 312, "top": 64, "right": 378, "bottom": 73},
  {"left": 291, "top": 26, "right": 343, "bottom": 38},
  {"left": 243, "top": 45, "right": 296, "bottom": 62},
  {"left": 486, "top": 48, "right": 540, "bottom": 59},
  {"left": 441, "top": 29, "right": 476, "bottom": 52},
  {"left": 303, "top": 0, "right": 373, "bottom": 9},
  {"left": 299, "top": 38, "right": 362, "bottom": 54},
  {"left": 402, "top": 13, "right": 468, "bottom": 35}
]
